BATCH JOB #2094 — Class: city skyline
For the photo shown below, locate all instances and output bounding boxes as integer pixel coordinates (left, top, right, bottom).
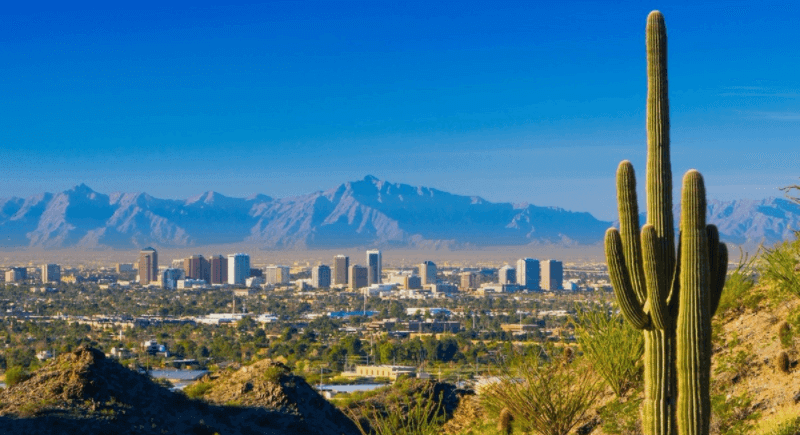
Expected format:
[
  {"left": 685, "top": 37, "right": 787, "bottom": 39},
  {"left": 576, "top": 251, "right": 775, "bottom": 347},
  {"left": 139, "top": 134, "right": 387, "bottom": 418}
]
[{"left": 2, "top": 2, "right": 798, "bottom": 221}]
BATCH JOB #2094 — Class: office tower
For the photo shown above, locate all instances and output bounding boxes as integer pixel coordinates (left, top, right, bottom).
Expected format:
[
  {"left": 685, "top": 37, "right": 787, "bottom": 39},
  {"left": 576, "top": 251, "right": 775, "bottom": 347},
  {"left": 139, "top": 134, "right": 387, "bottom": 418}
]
[
  {"left": 460, "top": 272, "right": 479, "bottom": 290},
  {"left": 349, "top": 265, "right": 368, "bottom": 290},
  {"left": 420, "top": 261, "right": 437, "bottom": 286},
  {"left": 366, "top": 250, "right": 382, "bottom": 285},
  {"left": 541, "top": 260, "right": 564, "bottom": 290},
  {"left": 41, "top": 264, "right": 61, "bottom": 283},
  {"left": 208, "top": 255, "right": 228, "bottom": 284},
  {"left": 498, "top": 265, "right": 516, "bottom": 285},
  {"left": 12, "top": 267, "right": 27, "bottom": 280},
  {"left": 5, "top": 269, "right": 22, "bottom": 283},
  {"left": 161, "top": 268, "right": 183, "bottom": 290},
  {"left": 183, "top": 255, "right": 210, "bottom": 283},
  {"left": 227, "top": 253, "right": 250, "bottom": 286},
  {"left": 516, "top": 258, "right": 541, "bottom": 291},
  {"left": 264, "top": 265, "right": 291, "bottom": 285},
  {"left": 312, "top": 265, "right": 331, "bottom": 288},
  {"left": 333, "top": 255, "right": 349, "bottom": 285},
  {"left": 138, "top": 247, "right": 158, "bottom": 285}
]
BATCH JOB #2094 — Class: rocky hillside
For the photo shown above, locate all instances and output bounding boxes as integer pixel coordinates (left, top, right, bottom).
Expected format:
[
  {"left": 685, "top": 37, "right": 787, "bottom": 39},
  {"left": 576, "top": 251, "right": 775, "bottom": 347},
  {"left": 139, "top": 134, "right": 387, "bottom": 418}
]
[{"left": 0, "top": 346, "right": 359, "bottom": 435}]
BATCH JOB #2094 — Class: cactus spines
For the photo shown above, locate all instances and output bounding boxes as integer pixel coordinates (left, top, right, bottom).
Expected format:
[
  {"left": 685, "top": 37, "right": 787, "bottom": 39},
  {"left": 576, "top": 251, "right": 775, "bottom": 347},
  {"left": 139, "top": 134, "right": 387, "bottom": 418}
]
[
  {"left": 498, "top": 408, "right": 513, "bottom": 435},
  {"left": 606, "top": 10, "right": 728, "bottom": 435},
  {"left": 777, "top": 351, "right": 791, "bottom": 374}
]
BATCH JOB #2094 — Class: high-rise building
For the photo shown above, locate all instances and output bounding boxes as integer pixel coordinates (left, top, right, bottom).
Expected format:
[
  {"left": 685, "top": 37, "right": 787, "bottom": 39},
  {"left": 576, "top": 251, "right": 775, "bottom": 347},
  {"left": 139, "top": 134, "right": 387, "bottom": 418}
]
[
  {"left": 161, "top": 268, "right": 184, "bottom": 290},
  {"left": 312, "top": 265, "right": 332, "bottom": 288},
  {"left": 41, "top": 264, "right": 61, "bottom": 283},
  {"left": 5, "top": 269, "right": 22, "bottom": 283},
  {"left": 498, "top": 265, "right": 516, "bottom": 285},
  {"left": 184, "top": 255, "right": 210, "bottom": 283},
  {"left": 264, "top": 265, "right": 291, "bottom": 285},
  {"left": 333, "top": 255, "right": 349, "bottom": 286},
  {"left": 138, "top": 247, "right": 158, "bottom": 285},
  {"left": 349, "top": 265, "right": 368, "bottom": 290},
  {"left": 208, "top": 255, "right": 228, "bottom": 284},
  {"left": 516, "top": 258, "right": 541, "bottom": 291},
  {"left": 460, "top": 272, "right": 479, "bottom": 290},
  {"left": 227, "top": 253, "right": 250, "bottom": 286},
  {"left": 541, "top": 260, "right": 564, "bottom": 291},
  {"left": 12, "top": 267, "right": 27, "bottom": 280},
  {"left": 420, "top": 261, "right": 437, "bottom": 286},
  {"left": 366, "top": 250, "right": 382, "bottom": 285}
]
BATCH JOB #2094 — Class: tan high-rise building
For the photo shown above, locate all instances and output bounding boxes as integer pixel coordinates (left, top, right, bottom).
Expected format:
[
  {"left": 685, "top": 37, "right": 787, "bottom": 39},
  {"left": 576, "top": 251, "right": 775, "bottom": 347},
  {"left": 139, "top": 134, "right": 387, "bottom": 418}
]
[
  {"left": 208, "top": 255, "right": 228, "bottom": 284},
  {"left": 138, "top": 247, "right": 158, "bottom": 285},
  {"left": 460, "top": 272, "right": 479, "bottom": 290},
  {"left": 184, "top": 255, "right": 210, "bottom": 283},
  {"left": 540, "top": 260, "right": 563, "bottom": 291},
  {"left": 41, "top": 264, "right": 61, "bottom": 283},
  {"left": 366, "top": 250, "right": 381, "bottom": 285},
  {"left": 333, "top": 255, "right": 349, "bottom": 286},
  {"left": 420, "top": 261, "right": 436, "bottom": 286}
]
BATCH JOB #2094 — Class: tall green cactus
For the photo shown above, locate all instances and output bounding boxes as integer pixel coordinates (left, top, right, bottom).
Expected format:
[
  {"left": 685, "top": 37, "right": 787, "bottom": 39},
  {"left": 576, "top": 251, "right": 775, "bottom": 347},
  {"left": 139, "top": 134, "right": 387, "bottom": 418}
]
[{"left": 604, "top": 10, "right": 728, "bottom": 435}]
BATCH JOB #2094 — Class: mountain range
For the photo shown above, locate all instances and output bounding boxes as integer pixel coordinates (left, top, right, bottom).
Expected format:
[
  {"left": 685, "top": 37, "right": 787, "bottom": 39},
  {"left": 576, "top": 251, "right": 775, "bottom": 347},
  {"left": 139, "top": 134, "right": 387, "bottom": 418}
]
[{"left": 0, "top": 176, "right": 796, "bottom": 250}]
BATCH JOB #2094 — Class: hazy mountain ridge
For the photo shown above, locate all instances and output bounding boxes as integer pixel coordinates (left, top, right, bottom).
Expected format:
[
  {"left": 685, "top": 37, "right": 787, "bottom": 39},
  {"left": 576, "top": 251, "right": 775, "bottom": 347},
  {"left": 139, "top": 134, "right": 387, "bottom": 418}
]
[{"left": 0, "top": 177, "right": 795, "bottom": 250}]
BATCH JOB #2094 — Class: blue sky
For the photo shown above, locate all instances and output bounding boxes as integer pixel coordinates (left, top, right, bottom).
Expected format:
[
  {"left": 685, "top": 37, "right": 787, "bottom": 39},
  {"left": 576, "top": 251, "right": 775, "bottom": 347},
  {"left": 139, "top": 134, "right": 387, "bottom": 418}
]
[{"left": 1, "top": 1, "right": 798, "bottom": 220}]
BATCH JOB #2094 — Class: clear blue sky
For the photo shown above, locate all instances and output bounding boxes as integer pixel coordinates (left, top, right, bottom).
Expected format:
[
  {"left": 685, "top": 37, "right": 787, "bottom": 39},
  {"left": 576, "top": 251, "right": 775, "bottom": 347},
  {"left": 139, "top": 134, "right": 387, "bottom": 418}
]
[{"left": 2, "top": 1, "right": 798, "bottom": 220}]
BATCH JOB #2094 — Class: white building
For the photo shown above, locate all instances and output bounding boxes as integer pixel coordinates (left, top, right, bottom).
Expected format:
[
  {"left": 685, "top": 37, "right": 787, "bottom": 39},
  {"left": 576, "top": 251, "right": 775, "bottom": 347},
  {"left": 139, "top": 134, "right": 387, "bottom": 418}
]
[
  {"left": 498, "top": 265, "right": 516, "bottom": 285},
  {"left": 227, "top": 253, "right": 250, "bottom": 286},
  {"left": 419, "top": 261, "right": 436, "bottom": 286},
  {"left": 312, "top": 265, "right": 331, "bottom": 288}
]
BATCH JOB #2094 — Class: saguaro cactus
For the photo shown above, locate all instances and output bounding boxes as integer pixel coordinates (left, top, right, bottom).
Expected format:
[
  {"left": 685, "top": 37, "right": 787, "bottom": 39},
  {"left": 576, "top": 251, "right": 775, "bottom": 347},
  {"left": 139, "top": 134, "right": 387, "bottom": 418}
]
[{"left": 604, "top": 11, "right": 728, "bottom": 435}]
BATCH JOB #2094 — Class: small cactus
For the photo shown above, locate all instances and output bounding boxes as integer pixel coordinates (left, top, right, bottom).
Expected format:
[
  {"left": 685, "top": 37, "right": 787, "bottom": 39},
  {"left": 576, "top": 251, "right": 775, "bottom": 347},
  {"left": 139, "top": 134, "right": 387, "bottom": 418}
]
[
  {"left": 498, "top": 407, "right": 514, "bottom": 435},
  {"left": 777, "top": 351, "right": 791, "bottom": 374}
]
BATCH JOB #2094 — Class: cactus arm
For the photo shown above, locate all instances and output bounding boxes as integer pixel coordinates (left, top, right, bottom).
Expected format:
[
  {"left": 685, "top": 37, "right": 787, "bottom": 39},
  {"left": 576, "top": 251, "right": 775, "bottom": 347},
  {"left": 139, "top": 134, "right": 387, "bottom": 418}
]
[
  {"left": 710, "top": 243, "right": 728, "bottom": 316},
  {"left": 606, "top": 228, "right": 651, "bottom": 330},
  {"left": 642, "top": 224, "right": 670, "bottom": 329},
  {"left": 617, "top": 160, "right": 648, "bottom": 305},
  {"left": 676, "top": 170, "right": 712, "bottom": 435}
]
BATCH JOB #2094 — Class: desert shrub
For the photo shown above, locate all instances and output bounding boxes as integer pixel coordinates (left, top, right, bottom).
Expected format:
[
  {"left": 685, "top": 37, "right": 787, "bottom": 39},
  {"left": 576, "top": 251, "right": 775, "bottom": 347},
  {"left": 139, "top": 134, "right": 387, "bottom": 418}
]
[
  {"left": 776, "top": 351, "right": 791, "bottom": 374},
  {"left": 716, "top": 249, "right": 758, "bottom": 314},
  {"left": 263, "top": 365, "right": 286, "bottom": 382},
  {"left": 347, "top": 391, "right": 445, "bottom": 435},
  {"left": 483, "top": 354, "right": 601, "bottom": 435},
  {"left": 777, "top": 321, "right": 793, "bottom": 349},
  {"left": 710, "top": 393, "right": 759, "bottom": 435},
  {"left": 4, "top": 366, "right": 30, "bottom": 387},
  {"left": 758, "top": 239, "right": 800, "bottom": 299},
  {"left": 761, "top": 415, "right": 800, "bottom": 435},
  {"left": 598, "top": 393, "right": 642, "bottom": 435},
  {"left": 573, "top": 302, "right": 643, "bottom": 397},
  {"left": 184, "top": 381, "right": 213, "bottom": 399}
]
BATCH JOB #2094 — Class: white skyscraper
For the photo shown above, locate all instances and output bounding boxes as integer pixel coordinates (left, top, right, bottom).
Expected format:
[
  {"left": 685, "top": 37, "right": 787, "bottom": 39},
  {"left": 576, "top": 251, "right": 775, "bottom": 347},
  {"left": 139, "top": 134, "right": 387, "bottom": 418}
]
[
  {"left": 366, "top": 250, "right": 382, "bottom": 285},
  {"left": 420, "top": 261, "right": 437, "bottom": 286},
  {"left": 541, "top": 259, "right": 563, "bottom": 291},
  {"left": 227, "top": 253, "right": 250, "bottom": 286},
  {"left": 498, "top": 265, "right": 516, "bottom": 285},
  {"left": 516, "top": 258, "right": 541, "bottom": 291}
]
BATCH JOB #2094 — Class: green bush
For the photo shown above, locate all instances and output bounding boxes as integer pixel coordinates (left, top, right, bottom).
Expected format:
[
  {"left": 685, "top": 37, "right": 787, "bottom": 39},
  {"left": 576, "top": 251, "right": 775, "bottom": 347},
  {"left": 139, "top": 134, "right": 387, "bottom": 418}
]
[
  {"left": 778, "top": 322, "right": 793, "bottom": 349},
  {"left": 483, "top": 355, "right": 601, "bottom": 435},
  {"left": 762, "top": 415, "right": 800, "bottom": 435},
  {"left": 347, "top": 391, "right": 445, "bottom": 435},
  {"left": 573, "top": 302, "right": 643, "bottom": 397},
  {"left": 758, "top": 239, "right": 800, "bottom": 299},
  {"left": 4, "top": 366, "right": 30, "bottom": 387},
  {"left": 716, "top": 249, "right": 758, "bottom": 314},
  {"left": 598, "top": 393, "right": 642, "bottom": 435},
  {"left": 184, "top": 381, "right": 213, "bottom": 399}
]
